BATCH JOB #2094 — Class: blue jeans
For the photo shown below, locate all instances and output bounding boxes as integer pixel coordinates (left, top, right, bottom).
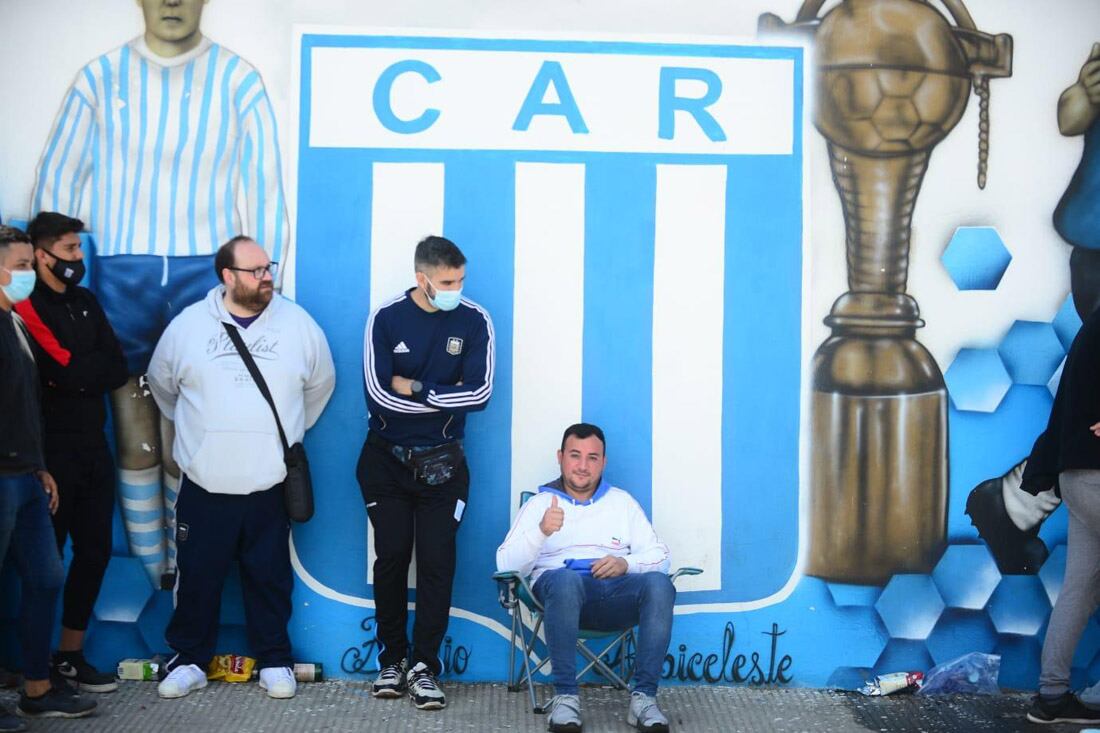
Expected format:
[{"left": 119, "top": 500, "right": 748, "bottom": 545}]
[
  {"left": 533, "top": 568, "right": 675, "bottom": 696},
  {"left": 0, "top": 473, "right": 65, "bottom": 681}
]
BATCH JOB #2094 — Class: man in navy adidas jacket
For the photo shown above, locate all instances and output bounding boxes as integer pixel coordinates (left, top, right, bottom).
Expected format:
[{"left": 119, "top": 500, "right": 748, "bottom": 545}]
[{"left": 357, "top": 235, "right": 494, "bottom": 710}]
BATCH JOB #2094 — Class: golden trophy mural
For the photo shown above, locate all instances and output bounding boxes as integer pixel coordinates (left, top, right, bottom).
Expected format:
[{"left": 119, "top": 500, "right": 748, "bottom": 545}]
[{"left": 760, "top": 0, "right": 1012, "bottom": 583}]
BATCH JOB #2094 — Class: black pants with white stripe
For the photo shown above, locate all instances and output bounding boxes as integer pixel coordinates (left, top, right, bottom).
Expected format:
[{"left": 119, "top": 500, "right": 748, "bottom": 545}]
[
  {"left": 165, "top": 476, "right": 293, "bottom": 671},
  {"left": 356, "top": 438, "right": 469, "bottom": 675}
]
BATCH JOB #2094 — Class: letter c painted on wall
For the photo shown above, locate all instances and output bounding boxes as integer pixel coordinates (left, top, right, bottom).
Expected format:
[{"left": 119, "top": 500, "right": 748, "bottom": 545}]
[{"left": 372, "top": 60, "right": 441, "bottom": 134}]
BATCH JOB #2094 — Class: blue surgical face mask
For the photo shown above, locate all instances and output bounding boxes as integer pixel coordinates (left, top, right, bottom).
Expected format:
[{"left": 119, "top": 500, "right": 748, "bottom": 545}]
[
  {"left": 1, "top": 269, "right": 36, "bottom": 304},
  {"left": 426, "top": 278, "right": 462, "bottom": 312}
]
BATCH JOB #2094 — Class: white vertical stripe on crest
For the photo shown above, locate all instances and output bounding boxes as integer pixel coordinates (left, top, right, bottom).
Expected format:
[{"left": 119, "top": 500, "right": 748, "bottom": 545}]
[
  {"left": 366, "top": 161, "right": 445, "bottom": 586},
  {"left": 510, "top": 163, "right": 586, "bottom": 516},
  {"left": 651, "top": 164, "right": 726, "bottom": 592}
]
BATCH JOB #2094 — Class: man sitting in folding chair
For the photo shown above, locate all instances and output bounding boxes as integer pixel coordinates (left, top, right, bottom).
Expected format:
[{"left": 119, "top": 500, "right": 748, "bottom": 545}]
[{"left": 496, "top": 423, "right": 676, "bottom": 733}]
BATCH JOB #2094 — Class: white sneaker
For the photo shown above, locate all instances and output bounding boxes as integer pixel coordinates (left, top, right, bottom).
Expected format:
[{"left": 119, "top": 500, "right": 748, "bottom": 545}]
[
  {"left": 258, "top": 666, "right": 297, "bottom": 699},
  {"left": 157, "top": 664, "right": 207, "bottom": 699}
]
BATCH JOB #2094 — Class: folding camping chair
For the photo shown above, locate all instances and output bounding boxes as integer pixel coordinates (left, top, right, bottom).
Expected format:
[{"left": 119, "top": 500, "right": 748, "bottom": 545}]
[{"left": 493, "top": 490, "right": 702, "bottom": 713}]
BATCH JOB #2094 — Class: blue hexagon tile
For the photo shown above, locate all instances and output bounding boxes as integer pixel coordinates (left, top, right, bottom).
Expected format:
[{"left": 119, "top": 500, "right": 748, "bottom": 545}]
[
  {"left": 987, "top": 575, "right": 1051, "bottom": 636},
  {"left": 826, "top": 583, "right": 881, "bottom": 608},
  {"left": 93, "top": 556, "right": 154, "bottom": 624},
  {"left": 932, "top": 544, "right": 1001, "bottom": 610},
  {"left": 996, "top": 635, "right": 1042, "bottom": 690},
  {"left": 944, "top": 349, "right": 1012, "bottom": 413},
  {"left": 997, "top": 321, "right": 1065, "bottom": 386},
  {"left": 1052, "top": 294, "right": 1083, "bottom": 350},
  {"left": 942, "top": 226, "right": 1012, "bottom": 290},
  {"left": 873, "top": 639, "right": 934, "bottom": 676},
  {"left": 1048, "top": 357, "right": 1065, "bottom": 397},
  {"left": 926, "top": 610, "right": 998, "bottom": 665},
  {"left": 1038, "top": 544, "right": 1068, "bottom": 604},
  {"left": 875, "top": 575, "right": 945, "bottom": 640}
]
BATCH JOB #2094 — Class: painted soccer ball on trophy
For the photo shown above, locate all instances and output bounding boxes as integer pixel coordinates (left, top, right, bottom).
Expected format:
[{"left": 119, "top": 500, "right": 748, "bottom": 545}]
[
  {"left": 818, "top": 68, "right": 971, "bottom": 154},
  {"left": 814, "top": 0, "right": 972, "bottom": 155}
]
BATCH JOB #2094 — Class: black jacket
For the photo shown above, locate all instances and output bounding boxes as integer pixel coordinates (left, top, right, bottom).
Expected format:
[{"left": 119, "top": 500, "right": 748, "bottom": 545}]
[
  {"left": 0, "top": 309, "right": 44, "bottom": 474},
  {"left": 14, "top": 280, "right": 127, "bottom": 448},
  {"left": 1022, "top": 305, "right": 1100, "bottom": 495}
]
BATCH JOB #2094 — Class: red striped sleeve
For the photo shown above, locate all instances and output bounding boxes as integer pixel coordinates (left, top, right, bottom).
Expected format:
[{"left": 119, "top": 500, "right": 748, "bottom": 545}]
[{"left": 14, "top": 299, "right": 71, "bottom": 366}]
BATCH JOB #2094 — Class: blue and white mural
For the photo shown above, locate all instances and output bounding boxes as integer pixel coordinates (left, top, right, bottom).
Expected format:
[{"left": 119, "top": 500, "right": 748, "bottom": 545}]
[{"left": 2, "top": 0, "right": 1100, "bottom": 692}]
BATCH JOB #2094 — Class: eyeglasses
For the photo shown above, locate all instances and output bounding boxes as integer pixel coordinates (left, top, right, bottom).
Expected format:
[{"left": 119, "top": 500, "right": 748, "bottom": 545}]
[{"left": 227, "top": 262, "right": 278, "bottom": 280}]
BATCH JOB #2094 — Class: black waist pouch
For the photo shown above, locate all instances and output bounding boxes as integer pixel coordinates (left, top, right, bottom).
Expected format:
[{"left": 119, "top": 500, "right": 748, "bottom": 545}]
[{"left": 408, "top": 442, "right": 464, "bottom": 486}]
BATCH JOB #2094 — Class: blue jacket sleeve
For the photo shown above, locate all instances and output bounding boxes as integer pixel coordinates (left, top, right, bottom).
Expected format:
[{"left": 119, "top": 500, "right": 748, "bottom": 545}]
[
  {"left": 420, "top": 303, "right": 494, "bottom": 414},
  {"left": 363, "top": 306, "right": 439, "bottom": 417}
]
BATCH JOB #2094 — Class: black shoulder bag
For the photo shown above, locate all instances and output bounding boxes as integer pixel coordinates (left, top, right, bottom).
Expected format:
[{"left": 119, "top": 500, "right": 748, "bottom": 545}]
[{"left": 223, "top": 322, "right": 314, "bottom": 522}]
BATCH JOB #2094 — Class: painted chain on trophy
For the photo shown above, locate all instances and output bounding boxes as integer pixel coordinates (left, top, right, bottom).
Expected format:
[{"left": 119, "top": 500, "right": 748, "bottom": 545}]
[{"left": 761, "top": 0, "right": 1012, "bottom": 583}]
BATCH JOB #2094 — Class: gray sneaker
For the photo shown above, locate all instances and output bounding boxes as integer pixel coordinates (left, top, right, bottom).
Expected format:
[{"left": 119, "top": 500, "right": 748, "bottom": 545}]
[
  {"left": 628, "top": 691, "right": 669, "bottom": 732},
  {"left": 546, "top": 693, "right": 582, "bottom": 733}
]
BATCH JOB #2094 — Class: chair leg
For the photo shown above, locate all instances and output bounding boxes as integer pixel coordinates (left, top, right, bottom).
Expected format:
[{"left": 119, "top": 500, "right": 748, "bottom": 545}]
[{"left": 576, "top": 633, "right": 632, "bottom": 690}]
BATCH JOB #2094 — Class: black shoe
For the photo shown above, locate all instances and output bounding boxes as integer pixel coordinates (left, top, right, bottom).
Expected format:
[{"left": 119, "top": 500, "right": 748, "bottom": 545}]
[
  {"left": 53, "top": 652, "right": 119, "bottom": 693},
  {"left": 0, "top": 703, "right": 26, "bottom": 733},
  {"left": 1027, "top": 692, "right": 1100, "bottom": 724},
  {"left": 965, "top": 475, "right": 1049, "bottom": 574},
  {"left": 371, "top": 660, "right": 408, "bottom": 698},
  {"left": 160, "top": 570, "right": 177, "bottom": 591},
  {"left": 406, "top": 662, "right": 446, "bottom": 710},
  {"left": 16, "top": 686, "right": 96, "bottom": 719}
]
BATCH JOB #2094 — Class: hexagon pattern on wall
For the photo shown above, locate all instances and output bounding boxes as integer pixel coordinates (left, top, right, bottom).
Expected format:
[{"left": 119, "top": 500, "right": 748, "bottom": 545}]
[
  {"left": 1038, "top": 544, "right": 1067, "bottom": 605},
  {"left": 987, "top": 576, "right": 1052, "bottom": 637},
  {"left": 944, "top": 349, "right": 1013, "bottom": 413},
  {"left": 997, "top": 321, "right": 1066, "bottom": 387},
  {"left": 932, "top": 545, "right": 1001, "bottom": 611},
  {"left": 1052, "top": 295, "right": 1082, "bottom": 351},
  {"left": 941, "top": 226, "right": 1012, "bottom": 290},
  {"left": 875, "top": 575, "right": 945, "bottom": 640}
]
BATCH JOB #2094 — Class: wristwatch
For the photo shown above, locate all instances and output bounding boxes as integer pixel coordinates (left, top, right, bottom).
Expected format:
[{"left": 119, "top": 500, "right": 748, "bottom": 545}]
[{"left": 410, "top": 380, "right": 424, "bottom": 400}]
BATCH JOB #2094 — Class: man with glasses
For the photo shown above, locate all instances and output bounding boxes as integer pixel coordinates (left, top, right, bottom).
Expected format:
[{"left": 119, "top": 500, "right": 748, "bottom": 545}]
[{"left": 146, "top": 236, "right": 334, "bottom": 701}]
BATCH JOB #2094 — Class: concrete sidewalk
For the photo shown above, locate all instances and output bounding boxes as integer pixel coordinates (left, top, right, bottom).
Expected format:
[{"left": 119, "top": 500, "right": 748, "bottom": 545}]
[{"left": 0, "top": 681, "right": 1085, "bottom": 733}]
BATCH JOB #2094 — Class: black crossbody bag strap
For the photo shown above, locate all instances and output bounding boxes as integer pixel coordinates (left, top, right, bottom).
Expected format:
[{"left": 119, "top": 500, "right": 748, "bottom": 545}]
[{"left": 223, "top": 322, "right": 290, "bottom": 453}]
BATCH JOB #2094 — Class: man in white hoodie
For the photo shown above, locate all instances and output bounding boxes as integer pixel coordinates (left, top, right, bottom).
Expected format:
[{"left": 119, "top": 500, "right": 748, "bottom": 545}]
[
  {"left": 146, "top": 236, "right": 334, "bottom": 701},
  {"left": 496, "top": 423, "right": 675, "bottom": 733}
]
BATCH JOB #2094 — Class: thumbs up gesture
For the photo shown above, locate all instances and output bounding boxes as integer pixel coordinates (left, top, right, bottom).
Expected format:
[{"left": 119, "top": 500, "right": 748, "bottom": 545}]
[{"left": 539, "top": 495, "right": 565, "bottom": 536}]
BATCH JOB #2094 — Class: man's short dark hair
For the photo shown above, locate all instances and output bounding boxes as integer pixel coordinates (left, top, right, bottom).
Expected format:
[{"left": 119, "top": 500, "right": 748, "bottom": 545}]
[
  {"left": 414, "top": 235, "right": 466, "bottom": 272},
  {"left": 0, "top": 225, "right": 32, "bottom": 256},
  {"left": 27, "top": 212, "right": 84, "bottom": 248},
  {"left": 214, "top": 235, "right": 254, "bottom": 281},
  {"left": 561, "top": 423, "right": 607, "bottom": 454}
]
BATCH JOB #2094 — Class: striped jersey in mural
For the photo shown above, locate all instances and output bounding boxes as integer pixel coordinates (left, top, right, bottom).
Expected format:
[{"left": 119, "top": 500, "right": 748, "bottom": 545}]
[{"left": 32, "top": 37, "right": 287, "bottom": 261}]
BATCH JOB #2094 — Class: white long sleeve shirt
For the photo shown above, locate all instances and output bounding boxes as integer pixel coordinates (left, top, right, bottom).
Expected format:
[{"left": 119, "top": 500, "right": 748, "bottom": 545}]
[
  {"left": 496, "top": 478, "right": 671, "bottom": 583},
  {"left": 146, "top": 287, "right": 335, "bottom": 495},
  {"left": 33, "top": 36, "right": 288, "bottom": 260}
]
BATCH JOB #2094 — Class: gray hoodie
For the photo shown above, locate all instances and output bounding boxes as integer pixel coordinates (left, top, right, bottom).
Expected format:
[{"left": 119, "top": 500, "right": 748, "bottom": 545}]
[{"left": 147, "top": 286, "right": 335, "bottom": 495}]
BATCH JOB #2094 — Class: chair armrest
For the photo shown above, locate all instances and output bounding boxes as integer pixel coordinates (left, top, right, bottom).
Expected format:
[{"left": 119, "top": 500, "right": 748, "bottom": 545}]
[
  {"left": 669, "top": 567, "right": 704, "bottom": 583},
  {"left": 493, "top": 570, "right": 522, "bottom": 582}
]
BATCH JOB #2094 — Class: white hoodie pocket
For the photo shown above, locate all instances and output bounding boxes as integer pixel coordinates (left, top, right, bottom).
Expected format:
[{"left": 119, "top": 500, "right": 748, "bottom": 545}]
[{"left": 187, "top": 429, "right": 286, "bottom": 494}]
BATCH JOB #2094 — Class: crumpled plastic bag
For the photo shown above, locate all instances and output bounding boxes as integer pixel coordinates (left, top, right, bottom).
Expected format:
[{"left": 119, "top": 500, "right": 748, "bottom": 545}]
[{"left": 917, "top": 652, "right": 1000, "bottom": 696}]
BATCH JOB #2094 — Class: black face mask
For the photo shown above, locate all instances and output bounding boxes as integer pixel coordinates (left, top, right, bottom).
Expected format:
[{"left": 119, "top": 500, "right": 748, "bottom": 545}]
[{"left": 44, "top": 250, "right": 86, "bottom": 287}]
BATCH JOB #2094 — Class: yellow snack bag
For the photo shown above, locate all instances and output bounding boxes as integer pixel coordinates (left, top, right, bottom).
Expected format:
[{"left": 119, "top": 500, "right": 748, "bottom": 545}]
[{"left": 207, "top": 654, "right": 256, "bottom": 682}]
